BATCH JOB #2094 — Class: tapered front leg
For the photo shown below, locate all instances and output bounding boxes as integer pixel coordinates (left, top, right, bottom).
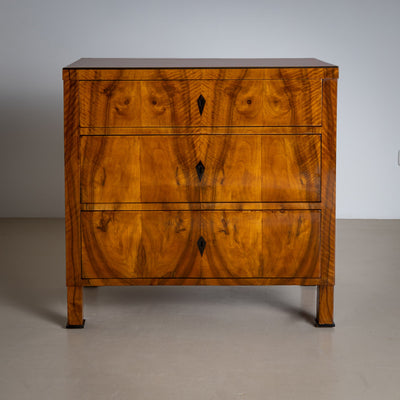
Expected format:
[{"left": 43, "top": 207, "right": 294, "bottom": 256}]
[
  {"left": 66, "top": 286, "right": 85, "bottom": 328},
  {"left": 316, "top": 285, "right": 335, "bottom": 327}
]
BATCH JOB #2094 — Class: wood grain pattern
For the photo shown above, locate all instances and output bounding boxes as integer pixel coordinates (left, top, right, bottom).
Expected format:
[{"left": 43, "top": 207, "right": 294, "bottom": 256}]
[
  {"left": 81, "top": 210, "right": 320, "bottom": 279},
  {"left": 81, "top": 211, "right": 201, "bottom": 279},
  {"left": 201, "top": 210, "right": 320, "bottom": 278},
  {"left": 80, "top": 277, "right": 322, "bottom": 286},
  {"left": 67, "top": 286, "right": 83, "bottom": 326},
  {"left": 80, "top": 126, "right": 323, "bottom": 135},
  {"left": 201, "top": 211, "right": 262, "bottom": 278},
  {"left": 317, "top": 285, "right": 334, "bottom": 326},
  {"left": 261, "top": 210, "right": 321, "bottom": 277},
  {"left": 64, "top": 59, "right": 338, "bottom": 326},
  {"left": 79, "top": 79, "right": 322, "bottom": 127},
  {"left": 64, "top": 78, "right": 81, "bottom": 287},
  {"left": 64, "top": 71, "right": 85, "bottom": 327},
  {"left": 260, "top": 135, "right": 321, "bottom": 202},
  {"left": 80, "top": 135, "right": 321, "bottom": 203},
  {"left": 80, "top": 203, "right": 323, "bottom": 211},
  {"left": 66, "top": 66, "right": 338, "bottom": 81},
  {"left": 320, "top": 79, "right": 337, "bottom": 286},
  {"left": 80, "top": 136, "right": 142, "bottom": 203},
  {"left": 315, "top": 78, "right": 337, "bottom": 325}
]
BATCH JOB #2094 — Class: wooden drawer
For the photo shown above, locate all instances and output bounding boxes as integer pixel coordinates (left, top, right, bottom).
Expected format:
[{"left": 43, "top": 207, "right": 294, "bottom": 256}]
[
  {"left": 79, "top": 79, "right": 322, "bottom": 127},
  {"left": 80, "top": 134, "right": 321, "bottom": 203},
  {"left": 81, "top": 210, "right": 321, "bottom": 279}
]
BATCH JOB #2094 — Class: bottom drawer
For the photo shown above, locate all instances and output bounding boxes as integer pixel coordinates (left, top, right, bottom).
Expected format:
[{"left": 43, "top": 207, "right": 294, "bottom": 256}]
[{"left": 81, "top": 210, "right": 321, "bottom": 279}]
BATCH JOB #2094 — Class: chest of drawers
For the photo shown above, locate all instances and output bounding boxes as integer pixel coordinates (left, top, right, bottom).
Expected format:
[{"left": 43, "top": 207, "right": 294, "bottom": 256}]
[{"left": 63, "top": 58, "right": 338, "bottom": 328}]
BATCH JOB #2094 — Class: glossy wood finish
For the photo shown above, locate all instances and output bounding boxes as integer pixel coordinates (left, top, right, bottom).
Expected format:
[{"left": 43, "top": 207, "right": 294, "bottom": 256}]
[
  {"left": 67, "top": 286, "right": 83, "bottom": 327},
  {"left": 79, "top": 277, "right": 322, "bottom": 286},
  {"left": 66, "top": 57, "right": 337, "bottom": 69},
  {"left": 80, "top": 126, "right": 322, "bottom": 135},
  {"left": 64, "top": 58, "right": 338, "bottom": 327},
  {"left": 64, "top": 58, "right": 338, "bottom": 81},
  {"left": 80, "top": 135, "right": 321, "bottom": 204},
  {"left": 314, "top": 78, "right": 337, "bottom": 327},
  {"left": 202, "top": 210, "right": 321, "bottom": 279},
  {"left": 80, "top": 202, "right": 323, "bottom": 211},
  {"left": 68, "top": 67, "right": 338, "bottom": 81},
  {"left": 320, "top": 79, "right": 337, "bottom": 286},
  {"left": 81, "top": 210, "right": 320, "bottom": 279},
  {"left": 81, "top": 211, "right": 201, "bottom": 279},
  {"left": 64, "top": 78, "right": 81, "bottom": 289},
  {"left": 64, "top": 77, "right": 84, "bottom": 327},
  {"left": 316, "top": 285, "right": 335, "bottom": 326},
  {"left": 260, "top": 135, "right": 321, "bottom": 202},
  {"left": 79, "top": 80, "right": 322, "bottom": 127}
]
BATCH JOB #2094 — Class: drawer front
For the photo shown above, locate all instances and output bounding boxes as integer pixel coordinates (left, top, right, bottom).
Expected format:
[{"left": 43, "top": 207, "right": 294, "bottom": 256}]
[
  {"left": 79, "top": 80, "right": 322, "bottom": 127},
  {"left": 81, "top": 210, "right": 321, "bottom": 279},
  {"left": 80, "top": 135, "right": 321, "bottom": 203},
  {"left": 81, "top": 211, "right": 201, "bottom": 279}
]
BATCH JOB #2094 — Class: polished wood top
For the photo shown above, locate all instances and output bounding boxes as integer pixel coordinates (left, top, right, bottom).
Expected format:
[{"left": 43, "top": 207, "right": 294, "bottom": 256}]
[{"left": 64, "top": 58, "right": 337, "bottom": 69}]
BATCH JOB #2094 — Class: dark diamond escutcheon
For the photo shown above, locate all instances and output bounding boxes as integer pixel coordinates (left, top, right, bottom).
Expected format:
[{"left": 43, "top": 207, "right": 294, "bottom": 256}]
[
  {"left": 197, "top": 236, "right": 206, "bottom": 256},
  {"left": 197, "top": 94, "right": 206, "bottom": 115},
  {"left": 196, "top": 161, "right": 205, "bottom": 182}
]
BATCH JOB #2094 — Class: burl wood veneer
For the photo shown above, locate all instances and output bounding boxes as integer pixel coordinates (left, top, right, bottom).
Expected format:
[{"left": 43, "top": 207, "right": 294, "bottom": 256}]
[{"left": 64, "top": 58, "right": 338, "bottom": 328}]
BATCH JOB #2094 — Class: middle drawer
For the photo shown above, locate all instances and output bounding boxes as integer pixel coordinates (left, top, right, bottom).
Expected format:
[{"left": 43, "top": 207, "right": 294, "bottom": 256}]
[{"left": 80, "top": 135, "right": 321, "bottom": 203}]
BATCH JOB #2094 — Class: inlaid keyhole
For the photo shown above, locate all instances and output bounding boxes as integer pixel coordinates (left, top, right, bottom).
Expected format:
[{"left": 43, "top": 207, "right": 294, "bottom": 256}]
[
  {"left": 196, "top": 161, "right": 205, "bottom": 181},
  {"left": 197, "top": 95, "right": 206, "bottom": 115}
]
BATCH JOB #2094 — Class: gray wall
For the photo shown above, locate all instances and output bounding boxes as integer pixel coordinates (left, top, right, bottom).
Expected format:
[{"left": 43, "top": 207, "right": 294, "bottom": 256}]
[{"left": 1, "top": 0, "right": 399, "bottom": 218}]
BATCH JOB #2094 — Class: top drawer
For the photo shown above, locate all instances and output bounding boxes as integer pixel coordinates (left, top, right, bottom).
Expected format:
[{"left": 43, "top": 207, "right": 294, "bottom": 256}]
[{"left": 79, "top": 80, "right": 322, "bottom": 128}]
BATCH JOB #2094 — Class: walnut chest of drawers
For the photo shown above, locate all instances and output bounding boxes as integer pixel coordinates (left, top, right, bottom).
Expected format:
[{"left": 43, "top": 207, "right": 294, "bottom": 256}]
[{"left": 63, "top": 58, "right": 338, "bottom": 328}]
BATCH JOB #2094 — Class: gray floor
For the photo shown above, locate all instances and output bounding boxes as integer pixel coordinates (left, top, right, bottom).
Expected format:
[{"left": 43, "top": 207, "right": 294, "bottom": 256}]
[{"left": 0, "top": 219, "right": 399, "bottom": 399}]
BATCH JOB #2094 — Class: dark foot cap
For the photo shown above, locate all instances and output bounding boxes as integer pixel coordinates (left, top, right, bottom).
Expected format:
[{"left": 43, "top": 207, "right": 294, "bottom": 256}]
[
  {"left": 315, "top": 319, "right": 335, "bottom": 328},
  {"left": 66, "top": 319, "right": 86, "bottom": 329}
]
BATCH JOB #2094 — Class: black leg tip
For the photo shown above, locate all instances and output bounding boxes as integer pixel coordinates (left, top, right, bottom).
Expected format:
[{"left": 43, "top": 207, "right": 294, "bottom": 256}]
[
  {"left": 66, "top": 319, "right": 85, "bottom": 329},
  {"left": 315, "top": 319, "right": 335, "bottom": 328}
]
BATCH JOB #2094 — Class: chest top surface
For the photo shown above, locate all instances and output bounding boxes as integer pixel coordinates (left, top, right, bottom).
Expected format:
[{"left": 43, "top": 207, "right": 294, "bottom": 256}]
[{"left": 64, "top": 57, "right": 337, "bottom": 70}]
